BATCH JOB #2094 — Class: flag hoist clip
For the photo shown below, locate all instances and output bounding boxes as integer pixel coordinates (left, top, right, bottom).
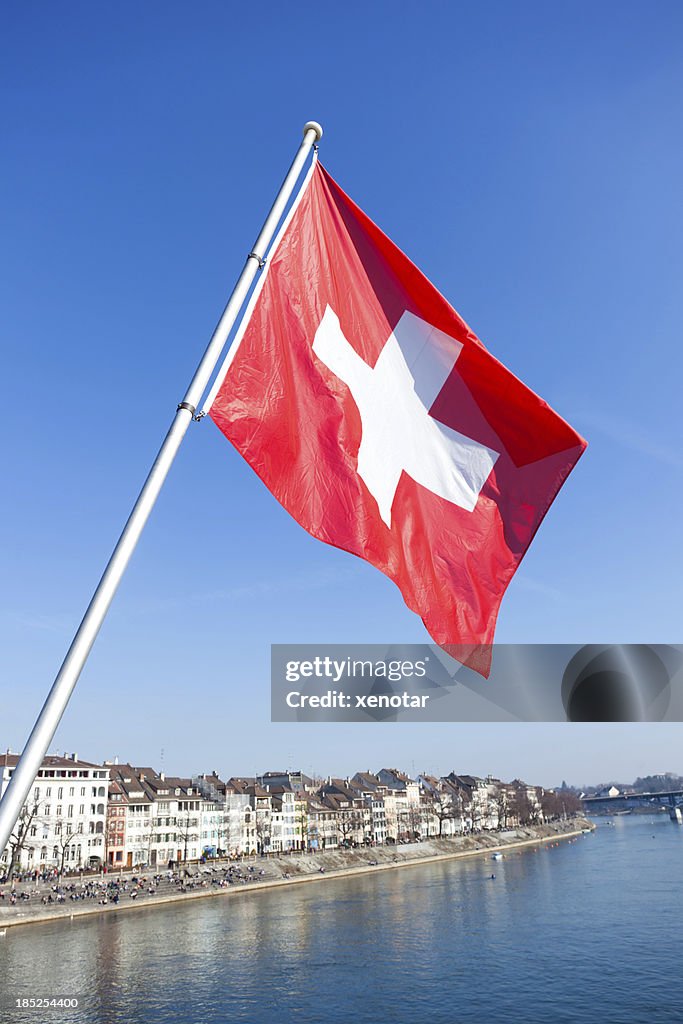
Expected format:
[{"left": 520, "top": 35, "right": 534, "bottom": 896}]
[
  {"left": 0, "top": 119, "right": 323, "bottom": 861},
  {"left": 176, "top": 400, "right": 205, "bottom": 423}
]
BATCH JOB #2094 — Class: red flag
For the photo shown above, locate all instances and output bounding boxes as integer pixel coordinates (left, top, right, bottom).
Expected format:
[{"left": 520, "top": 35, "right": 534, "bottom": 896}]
[{"left": 206, "top": 159, "right": 586, "bottom": 675}]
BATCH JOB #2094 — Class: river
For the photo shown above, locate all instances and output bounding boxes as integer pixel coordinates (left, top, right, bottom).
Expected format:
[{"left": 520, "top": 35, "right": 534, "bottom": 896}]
[{"left": 1, "top": 814, "right": 682, "bottom": 1023}]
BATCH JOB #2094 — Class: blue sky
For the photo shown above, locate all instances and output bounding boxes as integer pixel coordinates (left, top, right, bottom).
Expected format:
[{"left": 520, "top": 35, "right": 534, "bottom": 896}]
[{"left": 1, "top": 1, "right": 682, "bottom": 787}]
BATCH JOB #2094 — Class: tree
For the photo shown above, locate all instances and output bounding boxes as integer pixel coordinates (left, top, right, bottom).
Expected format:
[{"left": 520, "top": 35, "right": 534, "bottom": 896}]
[
  {"left": 493, "top": 789, "right": 510, "bottom": 830},
  {"left": 215, "top": 815, "right": 235, "bottom": 858},
  {"left": 56, "top": 824, "right": 84, "bottom": 877},
  {"left": 254, "top": 808, "right": 271, "bottom": 855},
  {"left": 295, "top": 800, "right": 318, "bottom": 852},
  {"left": 470, "top": 796, "right": 484, "bottom": 832},
  {"left": 540, "top": 790, "right": 582, "bottom": 820},
  {"left": 224, "top": 805, "right": 247, "bottom": 857},
  {"left": 362, "top": 807, "right": 375, "bottom": 846},
  {"left": 425, "top": 792, "right": 454, "bottom": 837},
  {"left": 5, "top": 801, "right": 45, "bottom": 881},
  {"left": 509, "top": 786, "right": 534, "bottom": 826},
  {"left": 337, "top": 807, "right": 363, "bottom": 846},
  {"left": 406, "top": 801, "right": 424, "bottom": 840},
  {"left": 176, "top": 811, "right": 199, "bottom": 863}
]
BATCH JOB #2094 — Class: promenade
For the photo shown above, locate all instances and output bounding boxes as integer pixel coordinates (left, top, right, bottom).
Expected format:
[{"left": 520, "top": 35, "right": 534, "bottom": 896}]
[{"left": 0, "top": 818, "right": 591, "bottom": 932}]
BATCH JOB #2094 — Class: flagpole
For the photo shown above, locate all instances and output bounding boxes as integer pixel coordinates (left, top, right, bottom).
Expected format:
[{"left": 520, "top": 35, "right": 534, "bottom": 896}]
[{"left": 0, "top": 121, "right": 324, "bottom": 860}]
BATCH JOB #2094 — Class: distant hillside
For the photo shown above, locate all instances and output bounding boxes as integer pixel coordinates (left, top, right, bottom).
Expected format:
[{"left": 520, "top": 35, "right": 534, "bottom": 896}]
[{"left": 562, "top": 773, "right": 683, "bottom": 796}]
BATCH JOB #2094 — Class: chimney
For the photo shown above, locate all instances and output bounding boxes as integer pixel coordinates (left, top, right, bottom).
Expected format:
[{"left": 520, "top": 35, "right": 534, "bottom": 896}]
[
  {"left": 160, "top": 772, "right": 165, "bottom": 781},
  {"left": 72, "top": 753, "right": 78, "bottom": 763}
]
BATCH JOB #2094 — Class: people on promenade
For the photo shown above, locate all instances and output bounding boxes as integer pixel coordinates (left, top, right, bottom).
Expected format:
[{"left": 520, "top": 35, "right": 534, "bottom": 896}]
[{"left": 0, "top": 822, "right": 585, "bottom": 921}]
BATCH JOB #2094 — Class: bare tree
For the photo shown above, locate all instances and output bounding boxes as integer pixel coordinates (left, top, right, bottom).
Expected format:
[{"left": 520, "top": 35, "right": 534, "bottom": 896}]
[
  {"left": 295, "top": 801, "right": 318, "bottom": 852},
  {"left": 5, "top": 801, "right": 45, "bottom": 881},
  {"left": 470, "top": 795, "right": 484, "bottom": 832},
  {"left": 337, "top": 808, "right": 363, "bottom": 847},
  {"left": 176, "top": 811, "right": 200, "bottom": 863},
  {"left": 215, "top": 818, "right": 229, "bottom": 858},
  {"left": 493, "top": 789, "right": 510, "bottom": 830},
  {"left": 427, "top": 791, "right": 457, "bottom": 837},
  {"left": 540, "top": 790, "right": 582, "bottom": 821},
  {"left": 254, "top": 810, "right": 271, "bottom": 855},
  {"left": 56, "top": 825, "right": 84, "bottom": 878},
  {"left": 509, "top": 785, "right": 534, "bottom": 826},
  {"left": 406, "top": 802, "right": 423, "bottom": 840}
]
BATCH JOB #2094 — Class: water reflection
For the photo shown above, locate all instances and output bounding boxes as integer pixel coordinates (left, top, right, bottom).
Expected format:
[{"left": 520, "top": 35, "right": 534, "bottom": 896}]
[{"left": 1, "top": 818, "right": 681, "bottom": 1024}]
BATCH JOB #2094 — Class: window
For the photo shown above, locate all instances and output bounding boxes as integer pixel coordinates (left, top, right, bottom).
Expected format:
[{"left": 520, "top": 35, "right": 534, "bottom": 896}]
[
  {"left": 45, "top": 787, "right": 52, "bottom": 797},
  {"left": 57, "top": 805, "right": 62, "bottom": 816},
  {"left": 79, "top": 805, "right": 84, "bottom": 815},
  {"left": 58, "top": 787, "right": 63, "bottom": 799},
  {"left": 68, "top": 805, "right": 73, "bottom": 818},
  {"left": 69, "top": 787, "right": 74, "bottom": 796}
]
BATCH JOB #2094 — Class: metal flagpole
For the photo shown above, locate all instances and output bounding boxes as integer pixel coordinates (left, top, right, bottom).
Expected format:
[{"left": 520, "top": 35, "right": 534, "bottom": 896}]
[{"left": 0, "top": 120, "right": 324, "bottom": 859}]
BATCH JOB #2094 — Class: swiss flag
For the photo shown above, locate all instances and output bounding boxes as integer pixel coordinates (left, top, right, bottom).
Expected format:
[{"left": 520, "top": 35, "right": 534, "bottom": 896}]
[{"left": 207, "top": 159, "right": 586, "bottom": 675}]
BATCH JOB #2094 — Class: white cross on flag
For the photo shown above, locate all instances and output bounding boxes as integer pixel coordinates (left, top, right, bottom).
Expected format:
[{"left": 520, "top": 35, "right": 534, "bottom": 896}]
[{"left": 205, "top": 159, "right": 586, "bottom": 675}]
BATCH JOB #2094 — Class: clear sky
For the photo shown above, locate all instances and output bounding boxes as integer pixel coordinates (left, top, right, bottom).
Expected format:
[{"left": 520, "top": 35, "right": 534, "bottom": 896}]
[{"left": 1, "top": 1, "right": 682, "bottom": 788}]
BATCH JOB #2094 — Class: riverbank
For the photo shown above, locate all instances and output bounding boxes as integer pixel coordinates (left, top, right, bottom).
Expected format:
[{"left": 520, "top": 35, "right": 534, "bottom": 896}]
[{"left": 0, "top": 818, "right": 592, "bottom": 932}]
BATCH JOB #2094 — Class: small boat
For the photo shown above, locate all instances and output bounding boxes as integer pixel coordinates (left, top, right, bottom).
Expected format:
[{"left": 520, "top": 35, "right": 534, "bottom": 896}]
[{"left": 491, "top": 853, "right": 503, "bottom": 861}]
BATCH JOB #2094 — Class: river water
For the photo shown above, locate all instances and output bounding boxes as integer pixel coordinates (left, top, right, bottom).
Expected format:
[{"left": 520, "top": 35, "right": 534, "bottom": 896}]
[{"left": 1, "top": 814, "right": 682, "bottom": 1023}]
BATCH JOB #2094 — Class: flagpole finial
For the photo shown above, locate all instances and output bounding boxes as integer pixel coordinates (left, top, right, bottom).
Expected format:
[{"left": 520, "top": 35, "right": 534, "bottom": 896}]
[{"left": 303, "top": 121, "right": 323, "bottom": 142}]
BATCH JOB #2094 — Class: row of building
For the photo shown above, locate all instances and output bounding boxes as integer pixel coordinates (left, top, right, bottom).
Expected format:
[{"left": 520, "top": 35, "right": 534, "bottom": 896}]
[{"left": 0, "top": 752, "right": 575, "bottom": 875}]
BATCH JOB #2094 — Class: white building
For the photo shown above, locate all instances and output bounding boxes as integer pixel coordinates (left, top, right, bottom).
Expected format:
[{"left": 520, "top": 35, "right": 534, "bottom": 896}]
[
  {"left": 1, "top": 752, "right": 108, "bottom": 875},
  {"left": 418, "top": 775, "right": 467, "bottom": 837},
  {"left": 349, "top": 773, "right": 389, "bottom": 844},
  {"left": 269, "top": 789, "right": 301, "bottom": 852}
]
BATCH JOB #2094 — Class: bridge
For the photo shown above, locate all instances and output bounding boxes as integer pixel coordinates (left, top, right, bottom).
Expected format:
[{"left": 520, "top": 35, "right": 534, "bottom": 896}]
[{"left": 582, "top": 790, "right": 683, "bottom": 822}]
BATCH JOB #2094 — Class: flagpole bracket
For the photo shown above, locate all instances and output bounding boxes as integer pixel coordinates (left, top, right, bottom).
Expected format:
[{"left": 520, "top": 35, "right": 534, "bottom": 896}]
[
  {"left": 248, "top": 251, "right": 266, "bottom": 269},
  {"left": 193, "top": 410, "right": 206, "bottom": 422},
  {"left": 177, "top": 401, "right": 196, "bottom": 416}
]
